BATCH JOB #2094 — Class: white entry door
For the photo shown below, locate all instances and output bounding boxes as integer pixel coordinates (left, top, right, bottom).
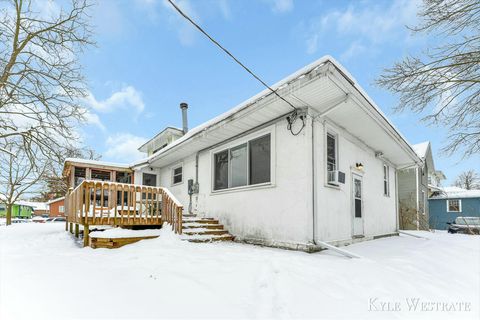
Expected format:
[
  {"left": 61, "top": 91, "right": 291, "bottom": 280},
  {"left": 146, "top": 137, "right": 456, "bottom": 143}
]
[{"left": 352, "top": 174, "right": 364, "bottom": 236}]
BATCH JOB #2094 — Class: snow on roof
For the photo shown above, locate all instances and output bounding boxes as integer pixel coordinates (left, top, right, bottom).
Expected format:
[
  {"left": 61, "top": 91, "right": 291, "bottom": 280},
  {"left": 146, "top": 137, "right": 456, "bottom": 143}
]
[
  {"left": 18, "top": 201, "right": 48, "bottom": 210},
  {"left": 131, "top": 55, "right": 419, "bottom": 167},
  {"left": 412, "top": 141, "right": 430, "bottom": 159},
  {"left": 64, "top": 158, "right": 130, "bottom": 169},
  {"left": 46, "top": 197, "right": 65, "bottom": 205},
  {"left": 430, "top": 186, "right": 480, "bottom": 199}
]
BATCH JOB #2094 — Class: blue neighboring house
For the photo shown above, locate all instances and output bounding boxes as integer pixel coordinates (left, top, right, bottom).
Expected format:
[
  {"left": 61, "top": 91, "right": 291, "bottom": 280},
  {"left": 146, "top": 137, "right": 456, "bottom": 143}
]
[{"left": 429, "top": 187, "right": 480, "bottom": 230}]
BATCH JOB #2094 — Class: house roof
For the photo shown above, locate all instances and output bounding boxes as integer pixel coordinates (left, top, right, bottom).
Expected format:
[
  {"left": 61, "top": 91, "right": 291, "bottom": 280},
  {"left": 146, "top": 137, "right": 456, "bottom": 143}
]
[
  {"left": 430, "top": 186, "right": 480, "bottom": 199},
  {"left": 412, "top": 141, "right": 430, "bottom": 159},
  {"left": 46, "top": 197, "right": 65, "bottom": 205},
  {"left": 137, "top": 127, "right": 184, "bottom": 153},
  {"left": 18, "top": 201, "right": 48, "bottom": 211},
  {"left": 412, "top": 141, "right": 436, "bottom": 174},
  {"left": 131, "top": 55, "right": 421, "bottom": 169}
]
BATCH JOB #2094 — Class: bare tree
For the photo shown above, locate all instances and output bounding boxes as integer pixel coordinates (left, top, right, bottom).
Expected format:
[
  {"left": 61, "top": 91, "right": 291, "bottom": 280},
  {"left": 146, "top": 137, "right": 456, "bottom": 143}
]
[
  {"left": 377, "top": 0, "right": 480, "bottom": 158},
  {"left": 33, "top": 146, "right": 100, "bottom": 201},
  {"left": 454, "top": 169, "right": 480, "bottom": 189},
  {"left": 0, "top": 140, "right": 47, "bottom": 225},
  {"left": 0, "top": 0, "right": 94, "bottom": 161}
]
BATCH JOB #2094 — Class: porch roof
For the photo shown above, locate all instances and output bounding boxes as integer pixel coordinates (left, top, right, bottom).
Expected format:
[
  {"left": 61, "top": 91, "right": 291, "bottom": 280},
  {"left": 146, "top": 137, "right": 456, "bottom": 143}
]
[{"left": 132, "top": 55, "right": 421, "bottom": 169}]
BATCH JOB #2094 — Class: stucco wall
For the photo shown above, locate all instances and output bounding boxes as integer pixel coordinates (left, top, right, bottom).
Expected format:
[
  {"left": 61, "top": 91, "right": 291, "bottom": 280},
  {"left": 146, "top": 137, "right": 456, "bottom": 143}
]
[
  {"left": 157, "top": 122, "right": 313, "bottom": 247},
  {"left": 314, "top": 119, "right": 397, "bottom": 243},
  {"left": 429, "top": 197, "right": 480, "bottom": 230},
  {"left": 146, "top": 113, "right": 399, "bottom": 248}
]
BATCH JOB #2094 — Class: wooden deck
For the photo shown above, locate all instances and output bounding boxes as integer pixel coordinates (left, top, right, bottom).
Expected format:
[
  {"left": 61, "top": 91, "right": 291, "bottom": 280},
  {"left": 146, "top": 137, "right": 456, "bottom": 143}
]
[{"left": 65, "top": 180, "right": 183, "bottom": 246}]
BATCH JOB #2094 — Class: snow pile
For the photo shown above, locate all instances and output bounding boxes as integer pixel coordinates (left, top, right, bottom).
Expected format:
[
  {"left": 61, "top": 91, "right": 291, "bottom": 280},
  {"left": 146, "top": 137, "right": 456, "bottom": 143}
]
[{"left": 0, "top": 224, "right": 479, "bottom": 319}]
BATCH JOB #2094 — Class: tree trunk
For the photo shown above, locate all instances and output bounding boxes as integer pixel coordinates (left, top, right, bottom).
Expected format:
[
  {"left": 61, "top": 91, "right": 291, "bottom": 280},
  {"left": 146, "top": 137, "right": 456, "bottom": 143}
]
[{"left": 6, "top": 204, "right": 12, "bottom": 226}]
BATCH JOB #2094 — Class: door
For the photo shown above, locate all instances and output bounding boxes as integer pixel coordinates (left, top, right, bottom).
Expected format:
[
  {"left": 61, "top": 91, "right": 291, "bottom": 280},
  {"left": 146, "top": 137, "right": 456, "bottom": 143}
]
[{"left": 352, "top": 174, "right": 364, "bottom": 236}]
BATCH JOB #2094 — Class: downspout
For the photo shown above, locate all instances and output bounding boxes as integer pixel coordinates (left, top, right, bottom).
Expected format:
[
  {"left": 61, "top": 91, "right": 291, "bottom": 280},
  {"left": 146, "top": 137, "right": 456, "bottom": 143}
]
[
  {"left": 415, "top": 167, "right": 420, "bottom": 230},
  {"left": 395, "top": 169, "right": 399, "bottom": 232},
  {"left": 311, "top": 112, "right": 317, "bottom": 247}
]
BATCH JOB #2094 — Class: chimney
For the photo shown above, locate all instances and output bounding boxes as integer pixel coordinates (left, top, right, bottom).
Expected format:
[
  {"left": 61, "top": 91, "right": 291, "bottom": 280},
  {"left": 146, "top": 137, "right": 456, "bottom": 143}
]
[{"left": 180, "top": 102, "right": 188, "bottom": 134}]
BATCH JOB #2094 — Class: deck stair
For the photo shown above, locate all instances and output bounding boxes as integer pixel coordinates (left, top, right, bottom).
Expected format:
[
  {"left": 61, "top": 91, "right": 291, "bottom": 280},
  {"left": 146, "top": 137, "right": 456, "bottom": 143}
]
[{"left": 181, "top": 215, "right": 234, "bottom": 242}]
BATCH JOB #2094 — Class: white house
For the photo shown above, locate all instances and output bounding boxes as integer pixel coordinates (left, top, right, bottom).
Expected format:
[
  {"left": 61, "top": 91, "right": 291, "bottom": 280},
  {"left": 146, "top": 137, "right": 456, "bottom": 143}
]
[{"left": 113, "top": 56, "right": 421, "bottom": 251}]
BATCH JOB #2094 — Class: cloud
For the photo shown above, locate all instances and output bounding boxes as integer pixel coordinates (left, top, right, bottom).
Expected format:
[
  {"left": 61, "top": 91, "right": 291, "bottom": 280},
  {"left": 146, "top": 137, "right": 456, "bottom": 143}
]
[
  {"left": 104, "top": 133, "right": 148, "bottom": 162},
  {"left": 304, "top": 0, "right": 420, "bottom": 55},
  {"left": 83, "top": 110, "right": 106, "bottom": 131},
  {"left": 340, "top": 41, "right": 367, "bottom": 61},
  {"left": 84, "top": 86, "right": 145, "bottom": 114},
  {"left": 267, "top": 0, "right": 294, "bottom": 14}
]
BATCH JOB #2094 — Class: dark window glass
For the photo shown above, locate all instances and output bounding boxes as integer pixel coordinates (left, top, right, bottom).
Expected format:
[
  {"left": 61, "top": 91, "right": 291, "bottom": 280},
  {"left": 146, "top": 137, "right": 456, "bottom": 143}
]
[
  {"left": 143, "top": 173, "right": 157, "bottom": 186},
  {"left": 230, "top": 143, "right": 248, "bottom": 187},
  {"left": 355, "top": 199, "right": 362, "bottom": 218},
  {"left": 91, "top": 170, "right": 111, "bottom": 181},
  {"left": 173, "top": 166, "right": 183, "bottom": 184},
  {"left": 214, "top": 150, "right": 229, "bottom": 190},
  {"left": 74, "top": 167, "right": 86, "bottom": 187},
  {"left": 327, "top": 133, "right": 336, "bottom": 172},
  {"left": 249, "top": 135, "right": 271, "bottom": 185},
  {"left": 116, "top": 172, "right": 132, "bottom": 184}
]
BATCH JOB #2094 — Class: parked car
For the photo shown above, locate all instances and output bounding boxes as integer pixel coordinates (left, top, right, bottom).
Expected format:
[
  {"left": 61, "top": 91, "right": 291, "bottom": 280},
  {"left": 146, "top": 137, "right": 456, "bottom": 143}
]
[
  {"left": 32, "top": 216, "right": 47, "bottom": 223},
  {"left": 46, "top": 217, "right": 67, "bottom": 222},
  {"left": 12, "top": 218, "right": 29, "bottom": 223},
  {"left": 447, "top": 217, "right": 480, "bottom": 234}
]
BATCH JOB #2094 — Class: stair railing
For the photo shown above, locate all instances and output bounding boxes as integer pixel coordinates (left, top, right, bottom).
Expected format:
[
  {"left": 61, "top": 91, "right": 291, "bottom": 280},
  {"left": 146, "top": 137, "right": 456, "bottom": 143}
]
[{"left": 65, "top": 180, "right": 183, "bottom": 234}]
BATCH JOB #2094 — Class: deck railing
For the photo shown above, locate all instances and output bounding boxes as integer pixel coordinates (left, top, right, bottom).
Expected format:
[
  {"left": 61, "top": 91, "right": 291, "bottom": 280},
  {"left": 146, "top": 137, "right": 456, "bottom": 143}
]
[{"left": 65, "top": 180, "right": 183, "bottom": 234}]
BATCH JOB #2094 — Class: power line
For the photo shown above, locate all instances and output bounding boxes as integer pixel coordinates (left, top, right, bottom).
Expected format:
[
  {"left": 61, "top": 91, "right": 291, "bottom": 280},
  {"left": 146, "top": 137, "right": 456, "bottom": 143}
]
[{"left": 166, "top": 0, "right": 297, "bottom": 112}]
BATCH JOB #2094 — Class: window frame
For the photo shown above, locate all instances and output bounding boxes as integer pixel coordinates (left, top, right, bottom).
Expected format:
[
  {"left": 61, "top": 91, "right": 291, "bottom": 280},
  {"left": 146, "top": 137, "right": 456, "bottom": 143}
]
[
  {"left": 447, "top": 199, "right": 462, "bottom": 213},
  {"left": 383, "top": 164, "right": 390, "bottom": 197},
  {"left": 171, "top": 163, "right": 183, "bottom": 186},
  {"left": 324, "top": 127, "right": 340, "bottom": 188},
  {"left": 210, "top": 127, "right": 275, "bottom": 194},
  {"left": 59, "top": 205, "right": 65, "bottom": 213}
]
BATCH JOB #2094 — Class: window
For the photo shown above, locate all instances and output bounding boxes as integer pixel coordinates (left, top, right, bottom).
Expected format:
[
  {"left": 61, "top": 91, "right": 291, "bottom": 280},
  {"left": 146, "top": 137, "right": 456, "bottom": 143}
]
[
  {"left": 143, "top": 173, "right": 157, "bottom": 187},
  {"left": 59, "top": 206, "right": 65, "bottom": 213},
  {"left": 172, "top": 165, "right": 183, "bottom": 185},
  {"left": 213, "top": 134, "right": 271, "bottom": 191},
  {"left": 74, "top": 167, "right": 86, "bottom": 187},
  {"left": 447, "top": 199, "right": 462, "bottom": 212},
  {"left": 383, "top": 164, "right": 390, "bottom": 196},
  {"left": 91, "top": 169, "right": 111, "bottom": 181},
  {"left": 326, "top": 133, "right": 337, "bottom": 172},
  {"left": 116, "top": 172, "right": 132, "bottom": 184}
]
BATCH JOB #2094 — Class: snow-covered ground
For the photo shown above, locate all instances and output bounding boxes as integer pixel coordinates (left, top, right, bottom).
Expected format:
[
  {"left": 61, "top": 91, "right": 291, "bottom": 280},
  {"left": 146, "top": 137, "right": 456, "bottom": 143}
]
[{"left": 0, "top": 224, "right": 479, "bottom": 320}]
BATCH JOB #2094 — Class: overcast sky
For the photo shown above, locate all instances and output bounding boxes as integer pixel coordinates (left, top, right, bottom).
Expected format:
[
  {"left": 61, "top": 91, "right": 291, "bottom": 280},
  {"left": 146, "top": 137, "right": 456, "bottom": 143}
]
[{"left": 79, "top": 0, "right": 479, "bottom": 186}]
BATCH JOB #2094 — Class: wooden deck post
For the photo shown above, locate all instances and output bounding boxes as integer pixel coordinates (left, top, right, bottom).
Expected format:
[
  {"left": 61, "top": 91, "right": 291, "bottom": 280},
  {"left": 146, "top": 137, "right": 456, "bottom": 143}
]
[
  {"left": 65, "top": 220, "right": 68, "bottom": 231},
  {"left": 74, "top": 224, "right": 79, "bottom": 238},
  {"left": 69, "top": 222, "right": 73, "bottom": 234},
  {"left": 83, "top": 224, "right": 90, "bottom": 247}
]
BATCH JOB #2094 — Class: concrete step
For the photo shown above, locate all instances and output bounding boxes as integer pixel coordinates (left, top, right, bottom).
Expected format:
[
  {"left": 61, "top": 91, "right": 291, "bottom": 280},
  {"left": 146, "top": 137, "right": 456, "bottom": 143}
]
[
  {"left": 183, "top": 234, "right": 235, "bottom": 243},
  {"left": 182, "top": 224, "right": 224, "bottom": 230},
  {"left": 183, "top": 229, "right": 229, "bottom": 236},
  {"left": 182, "top": 218, "right": 219, "bottom": 224}
]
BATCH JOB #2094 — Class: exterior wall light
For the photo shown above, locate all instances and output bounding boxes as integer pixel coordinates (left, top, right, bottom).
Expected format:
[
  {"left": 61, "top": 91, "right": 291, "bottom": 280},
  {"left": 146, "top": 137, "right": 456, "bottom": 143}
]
[{"left": 355, "top": 163, "right": 364, "bottom": 171}]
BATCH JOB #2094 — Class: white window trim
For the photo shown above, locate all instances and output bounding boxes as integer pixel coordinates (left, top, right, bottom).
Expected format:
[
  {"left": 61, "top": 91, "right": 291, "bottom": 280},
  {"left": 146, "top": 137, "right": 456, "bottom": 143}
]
[
  {"left": 324, "top": 125, "right": 340, "bottom": 189},
  {"left": 171, "top": 163, "right": 183, "bottom": 186},
  {"left": 59, "top": 205, "right": 65, "bottom": 213},
  {"left": 210, "top": 125, "right": 276, "bottom": 194},
  {"left": 447, "top": 199, "right": 462, "bottom": 213},
  {"left": 383, "top": 164, "right": 390, "bottom": 197}
]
